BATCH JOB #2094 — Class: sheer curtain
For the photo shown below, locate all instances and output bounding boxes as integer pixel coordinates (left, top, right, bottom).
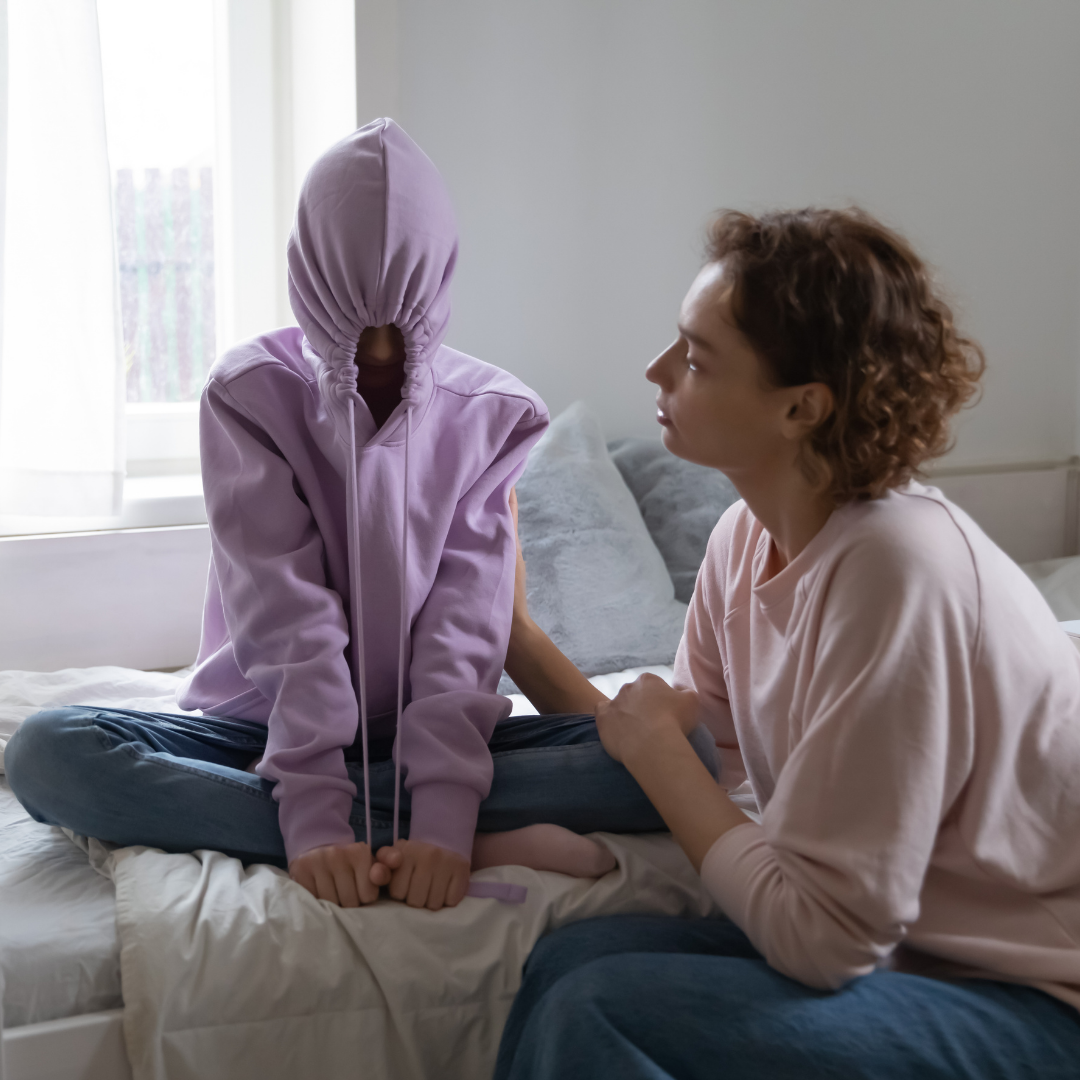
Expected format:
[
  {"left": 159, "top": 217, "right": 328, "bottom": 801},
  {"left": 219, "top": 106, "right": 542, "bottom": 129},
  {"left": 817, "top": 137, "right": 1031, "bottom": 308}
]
[{"left": 0, "top": 0, "right": 125, "bottom": 535}]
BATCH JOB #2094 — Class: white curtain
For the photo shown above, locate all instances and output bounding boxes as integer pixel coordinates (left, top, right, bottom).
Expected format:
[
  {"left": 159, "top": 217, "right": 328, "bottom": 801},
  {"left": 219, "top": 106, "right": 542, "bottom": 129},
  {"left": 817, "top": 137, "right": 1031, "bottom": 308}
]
[{"left": 0, "top": 0, "right": 124, "bottom": 533}]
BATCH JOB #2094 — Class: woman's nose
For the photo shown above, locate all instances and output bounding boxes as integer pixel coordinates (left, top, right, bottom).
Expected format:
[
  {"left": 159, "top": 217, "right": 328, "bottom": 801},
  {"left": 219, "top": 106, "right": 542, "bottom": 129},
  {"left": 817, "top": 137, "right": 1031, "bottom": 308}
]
[{"left": 646, "top": 344, "right": 675, "bottom": 388}]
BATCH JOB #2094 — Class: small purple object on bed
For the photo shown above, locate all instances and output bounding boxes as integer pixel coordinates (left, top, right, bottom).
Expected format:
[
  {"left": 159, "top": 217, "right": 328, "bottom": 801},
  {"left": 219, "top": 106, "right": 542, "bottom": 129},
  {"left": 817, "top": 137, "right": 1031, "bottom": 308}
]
[{"left": 467, "top": 881, "right": 528, "bottom": 903}]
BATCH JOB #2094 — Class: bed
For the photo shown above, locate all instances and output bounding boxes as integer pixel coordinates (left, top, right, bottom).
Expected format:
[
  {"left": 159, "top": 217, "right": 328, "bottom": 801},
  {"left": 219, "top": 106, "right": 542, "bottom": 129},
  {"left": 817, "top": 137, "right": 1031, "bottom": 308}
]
[
  {"left": 2, "top": 407, "right": 1078, "bottom": 1080},
  {"left": 0, "top": 663, "right": 711, "bottom": 1080}
]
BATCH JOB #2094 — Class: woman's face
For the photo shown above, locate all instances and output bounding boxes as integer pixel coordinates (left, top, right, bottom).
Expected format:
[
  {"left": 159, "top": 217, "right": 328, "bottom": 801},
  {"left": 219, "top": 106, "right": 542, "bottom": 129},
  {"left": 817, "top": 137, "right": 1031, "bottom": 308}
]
[{"left": 646, "top": 261, "right": 804, "bottom": 480}]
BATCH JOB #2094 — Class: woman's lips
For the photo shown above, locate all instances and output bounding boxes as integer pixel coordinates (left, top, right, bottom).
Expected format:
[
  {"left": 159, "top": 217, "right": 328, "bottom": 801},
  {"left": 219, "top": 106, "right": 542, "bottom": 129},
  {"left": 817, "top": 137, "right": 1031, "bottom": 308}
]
[{"left": 656, "top": 408, "right": 673, "bottom": 427}]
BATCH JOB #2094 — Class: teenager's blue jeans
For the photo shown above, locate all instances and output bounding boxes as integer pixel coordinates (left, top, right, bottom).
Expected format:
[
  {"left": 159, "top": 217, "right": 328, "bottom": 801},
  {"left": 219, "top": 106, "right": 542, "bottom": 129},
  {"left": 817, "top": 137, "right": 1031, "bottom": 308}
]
[
  {"left": 4, "top": 708, "right": 718, "bottom": 866},
  {"left": 494, "top": 915, "right": 1080, "bottom": 1080}
]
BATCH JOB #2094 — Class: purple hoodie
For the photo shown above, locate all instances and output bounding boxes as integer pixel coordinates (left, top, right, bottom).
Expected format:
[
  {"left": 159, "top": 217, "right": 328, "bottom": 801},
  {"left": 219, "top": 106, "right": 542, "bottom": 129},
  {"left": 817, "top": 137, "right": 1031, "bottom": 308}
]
[{"left": 178, "top": 119, "right": 548, "bottom": 864}]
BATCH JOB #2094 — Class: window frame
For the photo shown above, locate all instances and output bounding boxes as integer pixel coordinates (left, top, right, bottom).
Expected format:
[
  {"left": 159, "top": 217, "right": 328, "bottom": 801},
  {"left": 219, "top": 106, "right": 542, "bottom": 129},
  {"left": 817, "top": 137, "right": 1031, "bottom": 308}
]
[{"left": 120, "top": 0, "right": 356, "bottom": 510}]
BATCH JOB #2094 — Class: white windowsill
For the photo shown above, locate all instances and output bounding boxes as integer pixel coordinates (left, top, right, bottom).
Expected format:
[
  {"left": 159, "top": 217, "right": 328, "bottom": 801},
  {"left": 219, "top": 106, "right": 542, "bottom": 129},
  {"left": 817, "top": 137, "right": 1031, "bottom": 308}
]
[
  {"left": 120, "top": 474, "right": 206, "bottom": 529},
  {"left": 0, "top": 407, "right": 202, "bottom": 536},
  {"left": 0, "top": 475, "right": 207, "bottom": 539}
]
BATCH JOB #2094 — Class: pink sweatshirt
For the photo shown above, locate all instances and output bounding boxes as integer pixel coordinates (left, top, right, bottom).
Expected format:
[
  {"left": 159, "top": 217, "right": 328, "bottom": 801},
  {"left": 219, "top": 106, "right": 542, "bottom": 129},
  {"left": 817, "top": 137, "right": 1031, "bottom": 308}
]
[{"left": 679, "top": 484, "right": 1080, "bottom": 1009}]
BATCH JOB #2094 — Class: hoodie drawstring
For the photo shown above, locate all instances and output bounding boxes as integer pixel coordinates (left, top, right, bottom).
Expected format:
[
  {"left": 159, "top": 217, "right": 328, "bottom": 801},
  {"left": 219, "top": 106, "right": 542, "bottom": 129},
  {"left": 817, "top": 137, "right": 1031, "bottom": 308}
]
[
  {"left": 343, "top": 388, "right": 411, "bottom": 851},
  {"left": 347, "top": 398, "right": 373, "bottom": 850},
  {"left": 392, "top": 405, "right": 411, "bottom": 844}
]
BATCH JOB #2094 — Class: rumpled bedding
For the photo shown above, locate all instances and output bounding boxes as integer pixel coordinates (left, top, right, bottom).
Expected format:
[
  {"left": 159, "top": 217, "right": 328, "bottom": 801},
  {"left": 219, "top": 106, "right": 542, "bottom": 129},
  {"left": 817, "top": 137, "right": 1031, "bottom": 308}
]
[{"left": 105, "top": 832, "right": 714, "bottom": 1080}]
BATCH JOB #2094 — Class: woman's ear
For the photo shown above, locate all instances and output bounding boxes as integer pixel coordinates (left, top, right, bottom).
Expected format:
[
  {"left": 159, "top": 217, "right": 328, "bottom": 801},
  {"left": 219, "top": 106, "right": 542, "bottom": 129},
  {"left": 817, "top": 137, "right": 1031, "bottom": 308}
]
[{"left": 782, "top": 383, "right": 834, "bottom": 440}]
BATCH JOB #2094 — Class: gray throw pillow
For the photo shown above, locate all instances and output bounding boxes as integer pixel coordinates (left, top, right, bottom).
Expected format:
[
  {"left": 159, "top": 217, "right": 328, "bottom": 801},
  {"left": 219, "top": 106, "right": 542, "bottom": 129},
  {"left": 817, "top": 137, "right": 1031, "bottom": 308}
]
[
  {"left": 500, "top": 403, "right": 687, "bottom": 694},
  {"left": 608, "top": 438, "right": 741, "bottom": 603}
]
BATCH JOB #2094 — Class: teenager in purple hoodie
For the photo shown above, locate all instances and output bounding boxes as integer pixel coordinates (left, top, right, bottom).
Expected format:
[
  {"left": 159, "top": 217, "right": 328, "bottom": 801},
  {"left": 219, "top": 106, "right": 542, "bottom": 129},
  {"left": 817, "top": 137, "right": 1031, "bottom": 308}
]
[{"left": 7, "top": 120, "right": 718, "bottom": 911}]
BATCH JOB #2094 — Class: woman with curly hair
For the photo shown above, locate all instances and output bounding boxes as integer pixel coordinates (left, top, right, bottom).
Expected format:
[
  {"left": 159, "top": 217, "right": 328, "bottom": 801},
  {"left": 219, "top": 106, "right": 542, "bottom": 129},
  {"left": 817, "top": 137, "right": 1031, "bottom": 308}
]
[{"left": 495, "top": 208, "right": 1080, "bottom": 1079}]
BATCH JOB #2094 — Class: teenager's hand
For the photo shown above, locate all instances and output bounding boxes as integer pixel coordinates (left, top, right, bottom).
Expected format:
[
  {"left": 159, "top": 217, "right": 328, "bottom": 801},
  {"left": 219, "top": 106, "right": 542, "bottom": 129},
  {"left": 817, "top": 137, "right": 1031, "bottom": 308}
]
[
  {"left": 289, "top": 841, "right": 390, "bottom": 907},
  {"left": 508, "top": 487, "right": 531, "bottom": 629},
  {"left": 594, "top": 673, "right": 700, "bottom": 765},
  {"left": 374, "top": 839, "right": 471, "bottom": 910}
]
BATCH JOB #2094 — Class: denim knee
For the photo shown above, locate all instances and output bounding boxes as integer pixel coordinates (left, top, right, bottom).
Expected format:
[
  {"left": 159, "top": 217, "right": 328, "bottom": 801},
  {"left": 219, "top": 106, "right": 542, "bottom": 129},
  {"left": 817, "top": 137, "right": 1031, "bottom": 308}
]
[
  {"left": 4, "top": 707, "right": 98, "bottom": 822},
  {"left": 516, "top": 917, "right": 641, "bottom": 1013},
  {"left": 509, "top": 955, "right": 634, "bottom": 1079},
  {"left": 524, "top": 921, "right": 587, "bottom": 982}
]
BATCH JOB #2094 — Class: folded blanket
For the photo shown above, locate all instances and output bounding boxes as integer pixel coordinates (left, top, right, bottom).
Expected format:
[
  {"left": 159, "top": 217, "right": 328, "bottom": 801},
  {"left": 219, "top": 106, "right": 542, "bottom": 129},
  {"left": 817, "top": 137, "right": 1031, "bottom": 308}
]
[{"left": 107, "top": 833, "right": 715, "bottom": 1080}]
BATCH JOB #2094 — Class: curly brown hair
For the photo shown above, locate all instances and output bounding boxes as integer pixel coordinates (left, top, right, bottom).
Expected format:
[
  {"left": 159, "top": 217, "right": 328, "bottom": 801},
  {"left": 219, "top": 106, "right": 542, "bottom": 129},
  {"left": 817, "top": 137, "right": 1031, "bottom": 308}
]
[{"left": 706, "top": 207, "right": 985, "bottom": 502}]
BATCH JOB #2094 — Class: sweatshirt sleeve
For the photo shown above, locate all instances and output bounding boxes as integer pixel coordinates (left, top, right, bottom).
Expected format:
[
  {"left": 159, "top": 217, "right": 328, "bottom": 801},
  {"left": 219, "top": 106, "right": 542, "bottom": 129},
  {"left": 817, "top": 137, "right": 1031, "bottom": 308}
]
[
  {"left": 399, "top": 402, "right": 548, "bottom": 860},
  {"left": 669, "top": 509, "right": 747, "bottom": 790},
  {"left": 673, "top": 538, "right": 744, "bottom": 789},
  {"left": 700, "top": 532, "right": 977, "bottom": 989},
  {"left": 201, "top": 376, "right": 358, "bottom": 862}
]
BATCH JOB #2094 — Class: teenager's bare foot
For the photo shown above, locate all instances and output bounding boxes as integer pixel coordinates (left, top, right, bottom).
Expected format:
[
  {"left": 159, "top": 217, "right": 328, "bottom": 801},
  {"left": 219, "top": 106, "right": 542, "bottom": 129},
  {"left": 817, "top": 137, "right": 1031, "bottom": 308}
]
[{"left": 471, "top": 824, "right": 617, "bottom": 878}]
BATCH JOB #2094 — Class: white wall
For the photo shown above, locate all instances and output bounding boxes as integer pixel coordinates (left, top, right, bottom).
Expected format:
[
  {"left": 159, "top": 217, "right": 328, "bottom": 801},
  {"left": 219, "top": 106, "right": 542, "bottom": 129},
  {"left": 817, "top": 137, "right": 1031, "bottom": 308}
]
[
  {"left": 387, "top": 0, "right": 1080, "bottom": 470},
  {"left": 0, "top": 527, "right": 209, "bottom": 671},
  {"left": 355, "top": 0, "right": 399, "bottom": 122},
  {"left": 9, "top": 3, "right": 1080, "bottom": 674}
]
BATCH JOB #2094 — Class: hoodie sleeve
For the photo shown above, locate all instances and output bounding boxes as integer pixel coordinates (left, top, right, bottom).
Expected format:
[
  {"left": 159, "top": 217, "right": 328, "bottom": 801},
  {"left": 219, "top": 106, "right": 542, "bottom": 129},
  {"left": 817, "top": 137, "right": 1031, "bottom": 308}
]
[
  {"left": 400, "top": 401, "right": 548, "bottom": 861},
  {"left": 200, "top": 375, "right": 359, "bottom": 862}
]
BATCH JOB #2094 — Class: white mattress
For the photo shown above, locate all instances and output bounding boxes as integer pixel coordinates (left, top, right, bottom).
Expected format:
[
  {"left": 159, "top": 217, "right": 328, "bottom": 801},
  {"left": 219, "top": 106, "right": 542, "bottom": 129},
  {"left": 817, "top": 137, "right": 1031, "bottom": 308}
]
[
  {"left": 0, "top": 667, "right": 187, "bottom": 1028},
  {"left": 0, "top": 779, "right": 121, "bottom": 1027},
  {"left": 0, "top": 662, "right": 675, "bottom": 1029}
]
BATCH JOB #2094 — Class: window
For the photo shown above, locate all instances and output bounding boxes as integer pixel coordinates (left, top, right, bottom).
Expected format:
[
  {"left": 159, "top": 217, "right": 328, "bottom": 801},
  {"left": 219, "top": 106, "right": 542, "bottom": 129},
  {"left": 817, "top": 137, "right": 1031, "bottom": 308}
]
[
  {"left": 98, "top": 0, "right": 218, "bottom": 407},
  {"left": 0, "top": 1, "right": 357, "bottom": 533},
  {"left": 98, "top": 0, "right": 356, "bottom": 490},
  {"left": 98, "top": 0, "right": 215, "bottom": 488}
]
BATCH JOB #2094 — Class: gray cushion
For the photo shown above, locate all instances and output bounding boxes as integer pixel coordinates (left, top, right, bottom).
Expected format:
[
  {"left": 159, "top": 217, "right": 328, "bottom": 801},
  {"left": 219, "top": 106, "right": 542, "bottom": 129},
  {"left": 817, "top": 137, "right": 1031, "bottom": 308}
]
[
  {"left": 608, "top": 438, "right": 741, "bottom": 603},
  {"left": 500, "top": 403, "right": 687, "bottom": 694}
]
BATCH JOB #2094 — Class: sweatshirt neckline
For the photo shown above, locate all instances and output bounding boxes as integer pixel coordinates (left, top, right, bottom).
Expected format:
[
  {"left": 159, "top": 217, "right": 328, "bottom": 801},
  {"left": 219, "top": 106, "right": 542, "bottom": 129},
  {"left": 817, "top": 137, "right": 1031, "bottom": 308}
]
[
  {"left": 751, "top": 501, "right": 849, "bottom": 608},
  {"left": 360, "top": 366, "right": 436, "bottom": 448},
  {"left": 304, "top": 336, "right": 437, "bottom": 450}
]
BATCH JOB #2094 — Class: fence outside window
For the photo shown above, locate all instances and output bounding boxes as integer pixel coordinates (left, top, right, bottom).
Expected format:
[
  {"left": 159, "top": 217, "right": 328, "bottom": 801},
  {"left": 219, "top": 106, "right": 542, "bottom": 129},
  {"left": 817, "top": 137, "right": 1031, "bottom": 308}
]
[{"left": 115, "top": 166, "right": 215, "bottom": 403}]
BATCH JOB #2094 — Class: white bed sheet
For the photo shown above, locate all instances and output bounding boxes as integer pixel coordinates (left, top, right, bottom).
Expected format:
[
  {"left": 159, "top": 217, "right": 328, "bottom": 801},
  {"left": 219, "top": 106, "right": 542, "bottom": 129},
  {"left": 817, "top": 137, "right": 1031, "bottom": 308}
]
[
  {"left": 0, "top": 662, "right": 677, "bottom": 1032},
  {"left": 0, "top": 779, "right": 121, "bottom": 1027},
  {"left": 0, "top": 667, "right": 187, "bottom": 1029}
]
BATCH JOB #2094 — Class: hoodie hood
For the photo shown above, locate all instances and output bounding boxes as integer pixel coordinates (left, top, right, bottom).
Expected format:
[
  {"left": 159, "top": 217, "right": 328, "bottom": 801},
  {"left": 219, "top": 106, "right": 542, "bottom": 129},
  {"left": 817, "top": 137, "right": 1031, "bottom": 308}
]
[{"left": 287, "top": 118, "right": 458, "bottom": 417}]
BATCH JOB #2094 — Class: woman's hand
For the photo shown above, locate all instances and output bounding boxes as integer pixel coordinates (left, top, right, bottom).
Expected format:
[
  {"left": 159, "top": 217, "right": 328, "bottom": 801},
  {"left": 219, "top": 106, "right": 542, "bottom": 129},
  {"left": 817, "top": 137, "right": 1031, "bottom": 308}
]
[
  {"left": 375, "top": 839, "right": 471, "bottom": 910},
  {"left": 289, "top": 841, "right": 390, "bottom": 906},
  {"left": 594, "top": 673, "right": 700, "bottom": 766},
  {"left": 596, "top": 674, "right": 749, "bottom": 871}
]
